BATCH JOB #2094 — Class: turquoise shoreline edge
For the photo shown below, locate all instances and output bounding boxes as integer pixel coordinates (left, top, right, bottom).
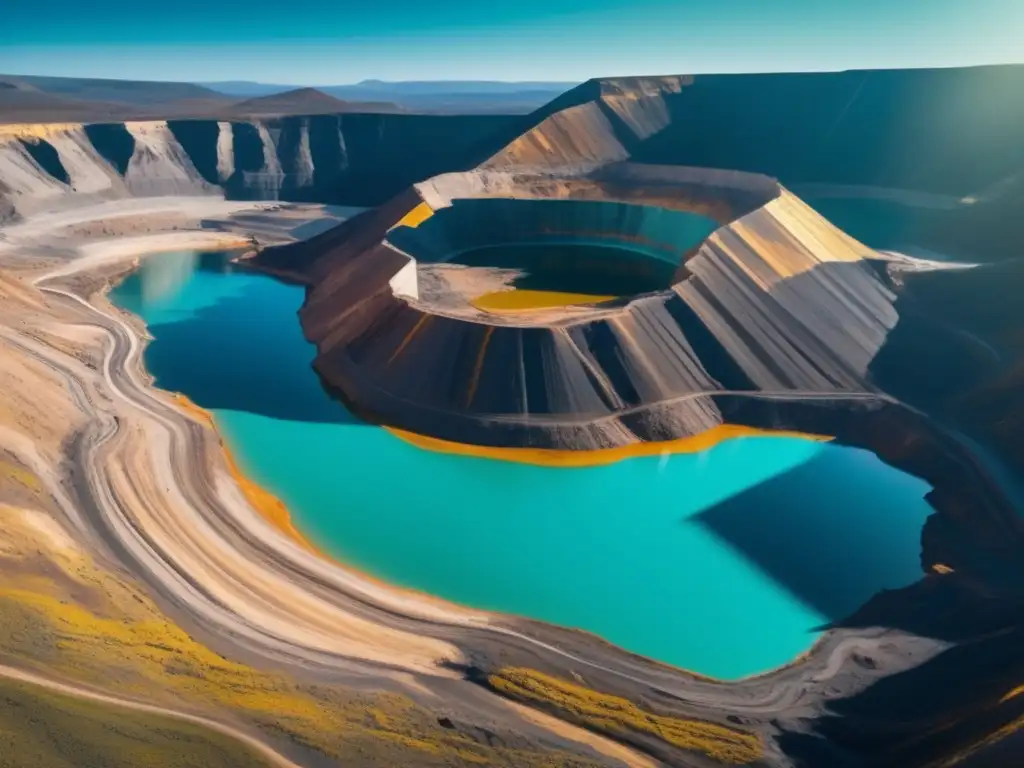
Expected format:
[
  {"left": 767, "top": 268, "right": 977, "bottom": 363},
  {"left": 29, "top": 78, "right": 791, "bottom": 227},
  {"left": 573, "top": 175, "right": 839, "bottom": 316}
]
[{"left": 111, "top": 249, "right": 935, "bottom": 680}]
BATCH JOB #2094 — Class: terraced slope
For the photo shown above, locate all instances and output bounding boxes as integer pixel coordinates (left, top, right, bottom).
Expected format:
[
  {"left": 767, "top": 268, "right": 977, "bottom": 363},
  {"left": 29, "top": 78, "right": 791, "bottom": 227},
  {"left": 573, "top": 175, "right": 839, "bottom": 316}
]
[
  {"left": 0, "top": 112, "right": 517, "bottom": 219},
  {"left": 281, "top": 170, "right": 892, "bottom": 449},
  {"left": 255, "top": 68, "right": 1022, "bottom": 456},
  {"left": 244, "top": 70, "right": 1024, "bottom": 766}
]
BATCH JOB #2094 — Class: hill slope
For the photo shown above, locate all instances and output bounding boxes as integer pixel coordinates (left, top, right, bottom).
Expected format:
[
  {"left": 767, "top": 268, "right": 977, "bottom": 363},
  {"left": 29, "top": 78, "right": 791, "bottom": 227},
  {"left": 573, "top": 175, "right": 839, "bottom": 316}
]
[
  {"left": 0, "top": 74, "right": 227, "bottom": 105},
  {"left": 201, "top": 79, "right": 578, "bottom": 112},
  {"left": 229, "top": 87, "right": 402, "bottom": 116}
]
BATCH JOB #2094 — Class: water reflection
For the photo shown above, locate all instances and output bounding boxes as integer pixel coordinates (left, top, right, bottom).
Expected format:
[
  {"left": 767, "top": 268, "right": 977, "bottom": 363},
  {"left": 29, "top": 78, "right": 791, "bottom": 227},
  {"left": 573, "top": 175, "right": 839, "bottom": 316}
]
[{"left": 136, "top": 249, "right": 198, "bottom": 305}]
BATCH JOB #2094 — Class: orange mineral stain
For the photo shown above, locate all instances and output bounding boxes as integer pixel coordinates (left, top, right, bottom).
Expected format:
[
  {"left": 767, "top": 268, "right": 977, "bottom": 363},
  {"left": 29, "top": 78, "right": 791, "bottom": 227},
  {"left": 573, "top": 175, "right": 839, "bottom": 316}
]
[
  {"left": 169, "top": 396, "right": 481, "bottom": 613},
  {"left": 171, "top": 394, "right": 322, "bottom": 556},
  {"left": 387, "top": 423, "right": 832, "bottom": 468}
]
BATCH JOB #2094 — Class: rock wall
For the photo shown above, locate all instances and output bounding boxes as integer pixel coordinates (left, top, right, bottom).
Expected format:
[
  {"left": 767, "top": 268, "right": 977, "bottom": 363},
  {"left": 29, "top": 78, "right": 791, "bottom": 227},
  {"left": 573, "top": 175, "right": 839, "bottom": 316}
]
[
  {"left": 386, "top": 196, "right": 720, "bottom": 270},
  {"left": 254, "top": 66, "right": 1023, "bottom": 453},
  {"left": 0, "top": 113, "right": 516, "bottom": 221},
  {"left": 273, "top": 168, "right": 896, "bottom": 450},
  {"left": 490, "top": 68, "right": 1024, "bottom": 199}
]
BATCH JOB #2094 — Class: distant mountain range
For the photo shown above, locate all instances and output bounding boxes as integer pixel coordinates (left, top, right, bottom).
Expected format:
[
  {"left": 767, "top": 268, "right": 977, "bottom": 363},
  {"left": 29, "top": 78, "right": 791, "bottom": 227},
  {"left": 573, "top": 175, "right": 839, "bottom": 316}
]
[
  {"left": 226, "top": 87, "right": 404, "bottom": 116},
  {"left": 0, "top": 74, "right": 237, "bottom": 122},
  {"left": 3, "top": 74, "right": 225, "bottom": 105},
  {"left": 0, "top": 74, "right": 577, "bottom": 121},
  {"left": 199, "top": 79, "right": 579, "bottom": 112}
]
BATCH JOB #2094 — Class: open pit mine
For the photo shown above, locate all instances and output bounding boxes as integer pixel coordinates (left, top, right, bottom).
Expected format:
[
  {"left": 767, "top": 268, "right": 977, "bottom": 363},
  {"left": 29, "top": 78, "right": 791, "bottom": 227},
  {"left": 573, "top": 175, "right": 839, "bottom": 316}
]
[{"left": 0, "top": 65, "right": 1023, "bottom": 768}]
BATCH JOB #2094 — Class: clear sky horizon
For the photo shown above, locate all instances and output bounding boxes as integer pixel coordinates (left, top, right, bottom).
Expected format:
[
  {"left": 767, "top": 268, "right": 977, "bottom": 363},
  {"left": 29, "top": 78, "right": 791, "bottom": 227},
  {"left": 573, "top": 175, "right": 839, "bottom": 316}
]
[{"left": 2, "top": 0, "right": 1022, "bottom": 84}]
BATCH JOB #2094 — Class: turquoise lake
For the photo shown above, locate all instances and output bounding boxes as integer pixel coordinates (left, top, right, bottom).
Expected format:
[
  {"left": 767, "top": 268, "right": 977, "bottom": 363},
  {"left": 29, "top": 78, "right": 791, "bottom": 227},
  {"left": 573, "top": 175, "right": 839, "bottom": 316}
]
[{"left": 110, "top": 249, "right": 936, "bottom": 679}]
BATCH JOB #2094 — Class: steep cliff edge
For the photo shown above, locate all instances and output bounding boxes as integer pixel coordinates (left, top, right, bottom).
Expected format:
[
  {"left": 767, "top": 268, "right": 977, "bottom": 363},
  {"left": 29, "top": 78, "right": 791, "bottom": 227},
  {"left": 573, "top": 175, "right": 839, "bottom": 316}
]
[
  {"left": 247, "top": 68, "right": 1024, "bottom": 766},
  {"left": 0, "top": 112, "right": 517, "bottom": 221},
  {"left": 256, "top": 65, "right": 1023, "bottom": 457}
]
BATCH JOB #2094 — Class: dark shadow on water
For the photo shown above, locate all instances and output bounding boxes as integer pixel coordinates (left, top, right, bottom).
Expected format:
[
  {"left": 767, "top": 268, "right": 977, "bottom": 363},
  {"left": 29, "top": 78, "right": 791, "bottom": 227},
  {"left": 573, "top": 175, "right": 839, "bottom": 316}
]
[
  {"left": 129, "top": 273, "right": 367, "bottom": 427},
  {"left": 693, "top": 450, "right": 931, "bottom": 623}
]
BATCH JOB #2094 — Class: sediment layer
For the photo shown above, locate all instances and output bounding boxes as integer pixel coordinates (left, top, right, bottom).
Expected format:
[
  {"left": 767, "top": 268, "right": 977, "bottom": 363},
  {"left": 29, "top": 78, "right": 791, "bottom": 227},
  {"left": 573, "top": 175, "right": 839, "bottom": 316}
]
[
  {"left": 3, "top": 66, "right": 1024, "bottom": 767},
  {"left": 0, "top": 113, "right": 514, "bottom": 221},
  {"left": 255, "top": 68, "right": 1022, "bottom": 470},
  {"left": 260, "top": 163, "right": 893, "bottom": 451}
]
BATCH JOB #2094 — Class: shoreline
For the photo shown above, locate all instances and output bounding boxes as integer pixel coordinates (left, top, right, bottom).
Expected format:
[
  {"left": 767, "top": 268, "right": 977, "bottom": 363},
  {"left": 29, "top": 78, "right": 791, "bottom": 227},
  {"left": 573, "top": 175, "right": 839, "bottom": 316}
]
[
  {"left": 388, "top": 423, "right": 832, "bottom": 467},
  {"left": 1, "top": 206, "right": 971, "bottom": 767},
  {"left": 105, "top": 238, "right": 884, "bottom": 688},
  {"left": 169, "top": 387, "right": 837, "bottom": 682},
  {"left": 165, "top": 398, "right": 492, "bottom": 619},
  {"left": 169, "top": 394, "right": 323, "bottom": 557},
  {"left": 44, "top": 231, "right": 477, "bottom": 671}
]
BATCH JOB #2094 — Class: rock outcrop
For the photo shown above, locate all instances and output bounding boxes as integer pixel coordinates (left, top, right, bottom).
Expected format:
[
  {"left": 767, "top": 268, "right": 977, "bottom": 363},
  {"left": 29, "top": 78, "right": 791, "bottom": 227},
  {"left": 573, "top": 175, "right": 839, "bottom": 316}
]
[
  {"left": 256, "top": 66, "right": 1023, "bottom": 459},
  {"left": 249, "top": 70, "right": 1024, "bottom": 765},
  {"left": 0, "top": 112, "right": 518, "bottom": 221},
  {"left": 274, "top": 166, "right": 895, "bottom": 450}
]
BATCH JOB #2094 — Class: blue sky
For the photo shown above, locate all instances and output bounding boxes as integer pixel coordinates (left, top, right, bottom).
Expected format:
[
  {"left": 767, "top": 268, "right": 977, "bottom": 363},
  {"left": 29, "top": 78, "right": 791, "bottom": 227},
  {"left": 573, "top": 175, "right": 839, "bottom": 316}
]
[{"left": 1, "top": 0, "right": 1021, "bottom": 83}]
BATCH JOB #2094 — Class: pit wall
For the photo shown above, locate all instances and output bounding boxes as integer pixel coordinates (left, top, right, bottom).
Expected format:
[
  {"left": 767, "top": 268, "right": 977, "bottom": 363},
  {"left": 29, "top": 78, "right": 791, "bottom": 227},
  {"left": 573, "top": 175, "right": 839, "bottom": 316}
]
[
  {"left": 482, "top": 68, "right": 1024, "bottom": 200},
  {"left": 380, "top": 164, "right": 780, "bottom": 292},
  {"left": 248, "top": 66, "right": 1021, "bottom": 456},
  {"left": 289, "top": 166, "right": 894, "bottom": 450},
  {"left": 0, "top": 113, "right": 514, "bottom": 222},
  {"left": 385, "top": 197, "right": 720, "bottom": 273}
]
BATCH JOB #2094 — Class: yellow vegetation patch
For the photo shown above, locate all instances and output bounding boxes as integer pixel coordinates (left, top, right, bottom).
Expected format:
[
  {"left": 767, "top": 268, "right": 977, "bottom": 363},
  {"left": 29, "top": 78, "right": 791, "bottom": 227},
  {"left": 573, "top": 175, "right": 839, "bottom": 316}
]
[
  {"left": 0, "top": 507, "right": 599, "bottom": 767},
  {"left": 390, "top": 423, "right": 831, "bottom": 468},
  {"left": 488, "top": 667, "right": 762, "bottom": 764},
  {"left": 0, "top": 459, "right": 43, "bottom": 494},
  {"left": 472, "top": 289, "right": 617, "bottom": 313},
  {"left": 0, "top": 675, "right": 278, "bottom": 768}
]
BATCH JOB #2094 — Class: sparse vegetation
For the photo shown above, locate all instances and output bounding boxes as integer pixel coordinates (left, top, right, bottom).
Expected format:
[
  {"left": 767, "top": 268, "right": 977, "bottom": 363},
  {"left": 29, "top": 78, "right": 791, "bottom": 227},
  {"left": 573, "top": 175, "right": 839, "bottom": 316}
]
[
  {"left": 0, "top": 676, "right": 275, "bottom": 768},
  {"left": 487, "top": 667, "right": 763, "bottom": 764},
  {"left": 0, "top": 506, "right": 602, "bottom": 768},
  {"left": 0, "top": 459, "right": 42, "bottom": 495}
]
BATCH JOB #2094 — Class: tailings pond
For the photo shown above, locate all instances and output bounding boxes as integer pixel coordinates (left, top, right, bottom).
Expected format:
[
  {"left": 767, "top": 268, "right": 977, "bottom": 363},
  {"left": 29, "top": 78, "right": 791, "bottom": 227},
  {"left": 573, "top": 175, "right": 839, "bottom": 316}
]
[{"left": 111, "top": 249, "right": 937, "bottom": 679}]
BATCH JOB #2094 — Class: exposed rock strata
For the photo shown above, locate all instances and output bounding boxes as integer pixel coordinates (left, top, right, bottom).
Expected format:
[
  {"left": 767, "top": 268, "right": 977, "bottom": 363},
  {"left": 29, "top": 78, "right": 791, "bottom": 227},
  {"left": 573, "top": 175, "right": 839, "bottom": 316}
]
[
  {"left": 3, "top": 66, "right": 1024, "bottom": 768},
  {"left": 254, "top": 68, "right": 1022, "bottom": 463},
  {"left": 0, "top": 113, "right": 516, "bottom": 221},
  {"left": 257, "top": 164, "right": 894, "bottom": 450},
  {"left": 250, "top": 73, "right": 1024, "bottom": 766}
]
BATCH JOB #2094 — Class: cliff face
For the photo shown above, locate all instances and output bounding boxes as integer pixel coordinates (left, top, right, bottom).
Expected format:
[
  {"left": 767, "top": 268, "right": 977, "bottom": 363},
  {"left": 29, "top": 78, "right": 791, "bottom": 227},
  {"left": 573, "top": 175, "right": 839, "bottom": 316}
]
[
  {"left": 453, "top": 68, "right": 1024, "bottom": 196},
  {"left": 248, "top": 70, "right": 1024, "bottom": 765},
  {"left": 0, "top": 112, "right": 516, "bottom": 221},
  {"left": 467, "top": 67, "right": 1024, "bottom": 262},
  {"left": 255, "top": 161, "right": 895, "bottom": 451},
  {"left": 255, "top": 65, "right": 1022, "bottom": 454}
]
